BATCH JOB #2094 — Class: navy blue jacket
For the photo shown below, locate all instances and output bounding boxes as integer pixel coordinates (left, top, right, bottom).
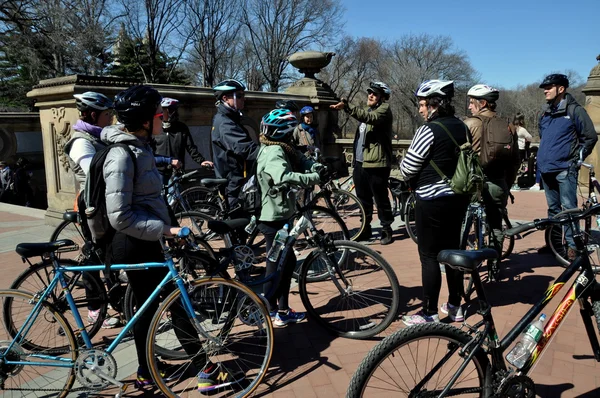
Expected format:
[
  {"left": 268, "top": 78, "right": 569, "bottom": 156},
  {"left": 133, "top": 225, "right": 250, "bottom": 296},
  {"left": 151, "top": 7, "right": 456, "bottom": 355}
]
[
  {"left": 537, "top": 93, "right": 597, "bottom": 173},
  {"left": 210, "top": 103, "right": 259, "bottom": 200}
]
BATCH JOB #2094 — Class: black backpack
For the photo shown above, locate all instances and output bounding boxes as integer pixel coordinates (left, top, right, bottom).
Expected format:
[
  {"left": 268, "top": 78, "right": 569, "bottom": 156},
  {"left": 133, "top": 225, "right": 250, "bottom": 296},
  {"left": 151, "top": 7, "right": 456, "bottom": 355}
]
[{"left": 83, "top": 143, "right": 137, "bottom": 246}]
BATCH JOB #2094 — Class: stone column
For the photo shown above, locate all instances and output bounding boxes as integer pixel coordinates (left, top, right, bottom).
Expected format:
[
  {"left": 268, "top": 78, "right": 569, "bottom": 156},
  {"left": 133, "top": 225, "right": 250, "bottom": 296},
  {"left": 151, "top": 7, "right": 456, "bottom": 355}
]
[{"left": 581, "top": 56, "right": 600, "bottom": 184}]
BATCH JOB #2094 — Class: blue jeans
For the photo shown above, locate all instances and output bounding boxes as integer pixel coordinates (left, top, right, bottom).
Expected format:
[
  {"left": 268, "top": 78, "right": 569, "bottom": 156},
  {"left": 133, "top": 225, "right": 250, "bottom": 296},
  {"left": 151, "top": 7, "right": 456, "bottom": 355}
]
[{"left": 541, "top": 166, "right": 579, "bottom": 247}]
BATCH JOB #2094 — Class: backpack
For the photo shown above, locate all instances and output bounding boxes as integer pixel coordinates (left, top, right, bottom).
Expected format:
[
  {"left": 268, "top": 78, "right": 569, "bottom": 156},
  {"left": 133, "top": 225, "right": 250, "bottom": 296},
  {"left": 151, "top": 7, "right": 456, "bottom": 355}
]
[
  {"left": 475, "top": 115, "right": 518, "bottom": 170},
  {"left": 83, "top": 143, "right": 137, "bottom": 245},
  {"left": 238, "top": 147, "right": 264, "bottom": 216},
  {"left": 429, "top": 121, "right": 484, "bottom": 195}
]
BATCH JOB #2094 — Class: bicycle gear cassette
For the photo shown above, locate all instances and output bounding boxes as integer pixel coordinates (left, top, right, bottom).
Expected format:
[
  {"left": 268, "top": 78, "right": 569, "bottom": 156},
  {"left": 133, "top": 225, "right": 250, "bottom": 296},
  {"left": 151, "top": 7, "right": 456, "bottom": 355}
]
[
  {"left": 74, "top": 349, "right": 118, "bottom": 389},
  {"left": 498, "top": 375, "right": 535, "bottom": 398},
  {"left": 0, "top": 340, "right": 25, "bottom": 380}
]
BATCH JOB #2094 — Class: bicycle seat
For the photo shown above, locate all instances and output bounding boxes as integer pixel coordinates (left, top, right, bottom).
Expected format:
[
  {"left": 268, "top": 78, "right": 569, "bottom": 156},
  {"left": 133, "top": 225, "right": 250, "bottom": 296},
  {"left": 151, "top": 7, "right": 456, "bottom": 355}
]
[
  {"left": 62, "top": 211, "right": 79, "bottom": 223},
  {"left": 438, "top": 248, "right": 498, "bottom": 272},
  {"left": 201, "top": 178, "right": 228, "bottom": 188},
  {"left": 16, "top": 239, "right": 76, "bottom": 258},
  {"left": 207, "top": 218, "right": 250, "bottom": 235}
]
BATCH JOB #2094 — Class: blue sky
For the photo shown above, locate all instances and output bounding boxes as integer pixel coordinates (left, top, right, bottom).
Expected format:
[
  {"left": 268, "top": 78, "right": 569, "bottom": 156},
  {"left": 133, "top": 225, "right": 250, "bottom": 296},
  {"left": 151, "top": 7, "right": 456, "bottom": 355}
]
[{"left": 342, "top": 0, "right": 600, "bottom": 89}]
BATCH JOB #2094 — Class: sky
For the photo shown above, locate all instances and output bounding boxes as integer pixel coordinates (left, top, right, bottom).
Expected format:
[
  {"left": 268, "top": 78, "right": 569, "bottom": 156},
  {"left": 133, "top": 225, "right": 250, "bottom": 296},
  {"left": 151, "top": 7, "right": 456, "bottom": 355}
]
[{"left": 342, "top": 0, "right": 600, "bottom": 89}]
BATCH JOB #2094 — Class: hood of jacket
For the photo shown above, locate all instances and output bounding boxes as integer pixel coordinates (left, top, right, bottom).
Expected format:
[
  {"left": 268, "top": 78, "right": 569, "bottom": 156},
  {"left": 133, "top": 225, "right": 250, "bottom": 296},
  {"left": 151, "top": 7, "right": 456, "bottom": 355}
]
[
  {"left": 542, "top": 92, "right": 576, "bottom": 116},
  {"left": 101, "top": 124, "right": 148, "bottom": 146}
]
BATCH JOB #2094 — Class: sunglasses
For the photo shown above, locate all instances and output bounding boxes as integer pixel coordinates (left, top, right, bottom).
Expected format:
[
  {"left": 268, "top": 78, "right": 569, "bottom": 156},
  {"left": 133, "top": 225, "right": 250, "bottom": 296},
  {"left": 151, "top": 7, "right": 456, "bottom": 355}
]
[{"left": 154, "top": 113, "right": 164, "bottom": 120}]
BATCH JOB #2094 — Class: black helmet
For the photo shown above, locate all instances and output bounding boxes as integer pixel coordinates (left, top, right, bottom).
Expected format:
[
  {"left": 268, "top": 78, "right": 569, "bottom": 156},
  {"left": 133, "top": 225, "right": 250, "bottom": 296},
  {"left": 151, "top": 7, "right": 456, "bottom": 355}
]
[
  {"left": 114, "top": 85, "right": 162, "bottom": 130},
  {"left": 539, "top": 74, "right": 569, "bottom": 88},
  {"left": 275, "top": 99, "right": 300, "bottom": 112},
  {"left": 213, "top": 79, "right": 246, "bottom": 99}
]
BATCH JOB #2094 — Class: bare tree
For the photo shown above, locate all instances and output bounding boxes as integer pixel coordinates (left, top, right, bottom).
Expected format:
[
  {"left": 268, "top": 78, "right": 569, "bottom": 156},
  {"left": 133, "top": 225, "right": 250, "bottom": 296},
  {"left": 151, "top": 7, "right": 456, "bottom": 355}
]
[
  {"left": 241, "top": 0, "right": 343, "bottom": 92},
  {"left": 185, "top": 0, "right": 242, "bottom": 87}
]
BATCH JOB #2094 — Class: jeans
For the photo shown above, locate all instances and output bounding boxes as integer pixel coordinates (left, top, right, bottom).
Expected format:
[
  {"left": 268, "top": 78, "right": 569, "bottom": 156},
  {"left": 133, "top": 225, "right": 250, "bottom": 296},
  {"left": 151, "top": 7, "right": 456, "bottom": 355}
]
[
  {"left": 542, "top": 166, "right": 579, "bottom": 248},
  {"left": 353, "top": 162, "right": 394, "bottom": 228},
  {"left": 415, "top": 194, "right": 470, "bottom": 315}
]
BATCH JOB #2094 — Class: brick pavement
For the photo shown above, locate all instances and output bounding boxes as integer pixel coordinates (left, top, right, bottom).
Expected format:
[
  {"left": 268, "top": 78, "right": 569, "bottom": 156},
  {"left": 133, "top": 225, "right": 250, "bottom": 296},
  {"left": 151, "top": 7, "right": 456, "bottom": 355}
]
[{"left": 1, "top": 191, "right": 599, "bottom": 397}]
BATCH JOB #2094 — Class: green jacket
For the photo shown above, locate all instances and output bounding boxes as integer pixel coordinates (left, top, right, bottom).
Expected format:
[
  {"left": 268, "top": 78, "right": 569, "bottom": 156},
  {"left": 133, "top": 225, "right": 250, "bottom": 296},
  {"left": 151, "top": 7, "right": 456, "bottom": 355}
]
[
  {"left": 257, "top": 145, "right": 321, "bottom": 222},
  {"left": 348, "top": 101, "right": 393, "bottom": 168}
]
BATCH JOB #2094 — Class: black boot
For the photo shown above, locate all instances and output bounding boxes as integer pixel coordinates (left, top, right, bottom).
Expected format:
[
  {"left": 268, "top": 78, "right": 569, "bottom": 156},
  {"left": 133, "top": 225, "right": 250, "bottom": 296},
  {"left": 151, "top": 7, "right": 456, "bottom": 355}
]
[{"left": 380, "top": 227, "right": 393, "bottom": 245}]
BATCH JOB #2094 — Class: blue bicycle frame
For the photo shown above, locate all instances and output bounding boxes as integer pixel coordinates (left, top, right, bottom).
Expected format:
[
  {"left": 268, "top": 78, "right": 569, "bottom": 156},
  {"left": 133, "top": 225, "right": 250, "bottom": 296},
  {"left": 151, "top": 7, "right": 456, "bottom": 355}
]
[{"left": 4, "top": 253, "right": 203, "bottom": 369}]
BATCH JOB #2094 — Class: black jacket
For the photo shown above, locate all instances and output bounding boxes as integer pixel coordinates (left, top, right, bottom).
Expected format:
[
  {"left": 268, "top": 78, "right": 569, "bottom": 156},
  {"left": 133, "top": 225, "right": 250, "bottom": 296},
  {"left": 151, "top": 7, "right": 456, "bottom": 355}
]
[
  {"left": 211, "top": 103, "right": 259, "bottom": 200},
  {"left": 153, "top": 120, "right": 206, "bottom": 171}
]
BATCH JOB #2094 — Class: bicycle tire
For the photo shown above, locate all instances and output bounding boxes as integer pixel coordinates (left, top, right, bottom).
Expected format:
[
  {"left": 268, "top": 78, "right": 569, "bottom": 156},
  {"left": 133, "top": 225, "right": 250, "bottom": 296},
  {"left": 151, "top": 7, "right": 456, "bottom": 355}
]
[
  {"left": 147, "top": 278, "right": 274, "bottom": 397},
  {"left": 50, "top": 219, "right": 87, "bottom": 263},
  {"left": 347, "top": 322, "right": 488, "bottom": 398},
  {"left": 404, "top": 193, "right": 418, "bottom": 244},
  {"left": 317, "top": 188, "right": 366, "bottom": 241},
  {"left": 7, "top": 259, "right": 108, "bottom": 344},
  {"left": 288, "top": 205, "right": 350, "bottom": 282},
  {"left": 546, "top": 208, "right": 595, "bottom": 267},
  {"left": 299, "top": 240, "right": 400, "bottom": 339},
  {"left": 174, "top": 186, "right": 221, "bottom": 215},
  {"left": 591, "top": 300, "right": 600, "bottom": 337},
  {"left": 176, "top": 210, "right": 228, "bottom": 252},
  {"left": 501, "top": 211, "right": 515, "bottom": 260},
  {"left": 0, "top": 289, "right": 78, "bottom": 398}
]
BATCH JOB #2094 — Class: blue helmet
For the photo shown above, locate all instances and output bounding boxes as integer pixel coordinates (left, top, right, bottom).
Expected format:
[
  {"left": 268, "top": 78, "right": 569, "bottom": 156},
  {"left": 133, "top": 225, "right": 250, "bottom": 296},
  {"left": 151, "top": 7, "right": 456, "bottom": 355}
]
[
  {"left": 260, "top": 109, "right": 298, "bottom": 141},
  {"left": 300, "top": 106, "right": 314, "bottom": 115}
]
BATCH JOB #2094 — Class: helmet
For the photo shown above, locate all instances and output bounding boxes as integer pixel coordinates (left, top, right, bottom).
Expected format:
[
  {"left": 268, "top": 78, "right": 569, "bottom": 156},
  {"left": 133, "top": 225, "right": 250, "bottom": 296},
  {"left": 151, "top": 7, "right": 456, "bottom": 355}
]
[
  {"left": 467, "top": 84, "right": 500, "bottom": 102},
  {"left": 74, "top": 92, "right": 113, "bottom": 112},
  {"left": 275, "top": 99, "right": 300, "bottom": 112},
  {"left": 213, "top": 79, "right": 246, "bottom": 99},
  {"left": 160, "top": 97, "right": 180, "bottom": 109},
  {"left": 539, "top": 74, "right": 569, "bottom": 88},
  {"left": 260, "top": 109, "right": 298, "bottom": 141},
  {"left": 114, "top": 85, "right": 162, "bottom": 128},
  {"left": 367, "top": 81, "right": 391, "bottom": 99},
  {"left": 415, "top": 80, "right": 455, "bottom": 98},
  {"left": 300, "top": 106, "right": 314, "bottom": 115}
]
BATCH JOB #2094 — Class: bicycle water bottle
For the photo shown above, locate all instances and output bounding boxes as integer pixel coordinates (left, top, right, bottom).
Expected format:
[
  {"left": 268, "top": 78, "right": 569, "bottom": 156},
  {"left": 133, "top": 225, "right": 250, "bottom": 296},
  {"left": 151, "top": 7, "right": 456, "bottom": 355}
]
[
  {"left": 267, "top": 224, "right": 289, "bottom": 262},
  {"left": 506, "top": 314, "right": 546, "bottom": 369},
  {"left": 245, "top": 215, "right": 257, "bottom": 234}
]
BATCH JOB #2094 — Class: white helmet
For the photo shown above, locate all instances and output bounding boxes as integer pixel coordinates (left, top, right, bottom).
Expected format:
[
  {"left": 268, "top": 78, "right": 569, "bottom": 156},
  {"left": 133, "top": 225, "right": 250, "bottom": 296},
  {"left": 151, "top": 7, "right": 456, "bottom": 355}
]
[
  {"left": 161, "top": 97, "right": 180, "bottom": 108},
  {"left": 467, "top": 84, "right": 500, "bottom": 102},
  {"left": 415, "top": 80, "right": 454, "bottom": 98}
]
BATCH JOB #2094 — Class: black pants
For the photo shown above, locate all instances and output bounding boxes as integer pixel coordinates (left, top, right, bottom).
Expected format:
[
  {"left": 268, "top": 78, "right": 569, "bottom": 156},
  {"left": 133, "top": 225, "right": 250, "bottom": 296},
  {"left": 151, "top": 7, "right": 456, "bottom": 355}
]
[
  {"left": 415, "top": 195, "right": 469, "bottom": 315},
  {"left": 258, "top": 220, "right": 297, "bottom": 312},
  {"left": 107, "top": 233, "right": 204, "bottom": 372},
  {"left": 353, "top": 162, "right": 394, "bottom": 228}
]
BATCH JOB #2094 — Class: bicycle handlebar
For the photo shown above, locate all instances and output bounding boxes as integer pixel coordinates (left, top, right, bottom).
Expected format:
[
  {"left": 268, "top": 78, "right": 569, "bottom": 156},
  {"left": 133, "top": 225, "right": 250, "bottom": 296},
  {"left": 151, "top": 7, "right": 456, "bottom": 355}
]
[{"left": 504, "top": 202, "right": 600, "bottom": 236}]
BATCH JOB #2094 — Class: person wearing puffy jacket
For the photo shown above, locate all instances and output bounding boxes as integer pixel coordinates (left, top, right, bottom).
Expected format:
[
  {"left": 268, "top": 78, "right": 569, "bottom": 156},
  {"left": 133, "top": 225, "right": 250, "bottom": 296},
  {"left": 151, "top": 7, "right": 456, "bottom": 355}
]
[
  {"left": 256, "top": 109, "right": 323, "bottom": 327},
  {"left": 103, "top": 85, "right": 236, "bottom": 392}
]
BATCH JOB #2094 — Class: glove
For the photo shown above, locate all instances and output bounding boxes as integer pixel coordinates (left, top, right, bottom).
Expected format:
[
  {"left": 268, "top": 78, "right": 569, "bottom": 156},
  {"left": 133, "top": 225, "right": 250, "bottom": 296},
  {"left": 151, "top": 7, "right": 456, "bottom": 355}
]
[{"left": 318, "top": 166, "right": 331, "bottom": 183}]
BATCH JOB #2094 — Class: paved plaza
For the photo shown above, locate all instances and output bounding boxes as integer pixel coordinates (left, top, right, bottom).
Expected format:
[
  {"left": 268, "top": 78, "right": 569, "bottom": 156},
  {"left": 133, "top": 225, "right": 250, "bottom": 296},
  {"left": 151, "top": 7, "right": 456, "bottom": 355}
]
[{"left": 1, "top": 190, "right": 599, "bottom": 397}]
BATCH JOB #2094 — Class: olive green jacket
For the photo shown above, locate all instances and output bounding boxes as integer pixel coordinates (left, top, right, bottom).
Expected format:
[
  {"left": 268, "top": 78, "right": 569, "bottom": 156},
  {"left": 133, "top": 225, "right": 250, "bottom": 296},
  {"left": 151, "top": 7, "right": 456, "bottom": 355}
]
[
  {"left": 257, "top": 145, "right": 321, "bottom": 222},
  {"left": 348, "top": 101, "right": 393, "bottom": 168}
]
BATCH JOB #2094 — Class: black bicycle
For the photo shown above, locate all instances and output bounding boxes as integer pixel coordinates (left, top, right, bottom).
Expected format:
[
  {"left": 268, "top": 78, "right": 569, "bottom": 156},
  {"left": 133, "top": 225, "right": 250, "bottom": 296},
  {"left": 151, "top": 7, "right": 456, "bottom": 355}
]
[{"left": 348, "top": 203, "right": 600, "bottom": 397}]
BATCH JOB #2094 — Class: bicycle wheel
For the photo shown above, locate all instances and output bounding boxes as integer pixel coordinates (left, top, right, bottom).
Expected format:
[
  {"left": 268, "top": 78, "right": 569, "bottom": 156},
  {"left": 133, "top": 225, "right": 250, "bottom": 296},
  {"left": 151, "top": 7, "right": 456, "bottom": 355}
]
[
  {"left": 147, "top": 278, "right": 273, "bottom": 397},
  {"left": 317, "top": 188, "right": 366, "bottom": 241},
  {"left": 546, "top": 208, "right": 600, "bottom": 267},
  {"left": 347, "top": 322, "right": 488, "bottom": 398},
  {"left": 176, "top": 211, "right": 228, "bottom": 252},
  {"left": 7, "top": 259, "right": 108, "bottom": 344},
  {"left": 500, "top": 211, "right": 515, "bottom": 260},
  {"left": 174, "top": 186, "right": 221, "bottom": 215},
  {"left": 289, "top": 205, "right": 350, "bottom": 282},
  {"left": 0, "top": 290, "right": 77, "bottom": 397},
  {"left": 299, "top": 240, "right": 400, "bottom": 339},
  {"left": 404, "top": 193, "right": 418, "bottom": 244},
  {"left": 50, "top": 219, "right": 87, "bottom": 263}
]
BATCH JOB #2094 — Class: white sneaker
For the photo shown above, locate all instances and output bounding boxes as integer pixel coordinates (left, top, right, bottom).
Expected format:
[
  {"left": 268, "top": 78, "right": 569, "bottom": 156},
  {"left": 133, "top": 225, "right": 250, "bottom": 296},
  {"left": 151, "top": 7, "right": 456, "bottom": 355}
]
[
  {"left": 440, "top": 302, "right": 464, "bottom": 322},
  {"left": 529, "top": 184, "right": 541, "bottom": 191}
]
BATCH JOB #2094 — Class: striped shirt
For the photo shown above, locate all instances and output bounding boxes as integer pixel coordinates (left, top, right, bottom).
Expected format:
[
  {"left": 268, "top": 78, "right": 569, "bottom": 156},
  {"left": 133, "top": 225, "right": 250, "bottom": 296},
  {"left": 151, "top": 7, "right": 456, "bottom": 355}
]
[{"left": 400, "top": 124, "right": 455, "bottom": 200}]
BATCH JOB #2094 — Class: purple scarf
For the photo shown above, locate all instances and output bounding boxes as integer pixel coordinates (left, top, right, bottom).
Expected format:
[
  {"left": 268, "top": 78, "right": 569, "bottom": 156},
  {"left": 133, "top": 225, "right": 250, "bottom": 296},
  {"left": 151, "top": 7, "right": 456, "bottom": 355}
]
[{"left": 73, "top": 120, "right": 103, "bottom": 138}]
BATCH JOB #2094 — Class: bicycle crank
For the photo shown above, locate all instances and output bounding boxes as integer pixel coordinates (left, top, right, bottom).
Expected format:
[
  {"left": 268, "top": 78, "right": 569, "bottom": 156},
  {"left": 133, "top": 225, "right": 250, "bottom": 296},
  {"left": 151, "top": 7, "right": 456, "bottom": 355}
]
[
  {"left": 498, "top": 375, "right": 535, "bottom": 398},
  {"left": 74, "top": 349, "right": 121, "bottom": 391}
]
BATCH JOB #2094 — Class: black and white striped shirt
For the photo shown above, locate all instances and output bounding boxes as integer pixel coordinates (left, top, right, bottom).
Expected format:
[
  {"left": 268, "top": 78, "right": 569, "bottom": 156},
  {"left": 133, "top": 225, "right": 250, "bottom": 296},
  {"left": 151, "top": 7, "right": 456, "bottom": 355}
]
[{"left": 400, "top": 125, "right": 455, "bottom": 199}]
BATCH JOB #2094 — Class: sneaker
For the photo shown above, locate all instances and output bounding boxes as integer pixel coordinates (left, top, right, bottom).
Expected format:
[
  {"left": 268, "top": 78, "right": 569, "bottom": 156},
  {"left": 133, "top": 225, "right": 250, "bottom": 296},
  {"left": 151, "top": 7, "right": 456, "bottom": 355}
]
[
  {"left": 440, "top": 303, "right": 464, "bottom": 322},
  {"left": 529, "top": 184, "right": 541, "bottom": 191},
  {"left": 380, "top": 227, "right": 393, "bottom": 245},
  {"left": 273, "top": 308, "right": 306, "bottom": 327},
  {"left": 197, "top": 362, "right": 245, "bottom": 393},
  {"left": 135, "top": 361, "right": 185, "bottom": 388},
  {"left": 402, "top": 310, "right": 440, "bottom": 326},
  {"left": 87, "top": 309, "right": 120, "bottom": 329},
  {"left": 135, "top": 367, "right": 155, "bottom": 388}
]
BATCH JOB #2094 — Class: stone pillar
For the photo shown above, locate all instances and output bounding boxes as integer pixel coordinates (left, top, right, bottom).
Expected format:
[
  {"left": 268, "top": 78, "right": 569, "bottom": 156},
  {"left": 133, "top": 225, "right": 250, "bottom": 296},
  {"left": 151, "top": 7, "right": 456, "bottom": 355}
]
[
  {"left": 581, "top": 56, "right": 600, "bottom": 185},
  {"left": 285, "top": 51, "right": 347, "bottom": 174}
]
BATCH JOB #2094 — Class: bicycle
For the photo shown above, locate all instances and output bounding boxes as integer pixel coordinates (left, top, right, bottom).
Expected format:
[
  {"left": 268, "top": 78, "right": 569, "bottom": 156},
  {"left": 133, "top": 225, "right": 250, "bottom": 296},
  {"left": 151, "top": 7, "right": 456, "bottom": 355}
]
[
  {"left": 347, "top": 204, "right": 600, "bottom": 397},
  {"left": 389, "top": 177, "right": 418, "bottom": 244},
  {"left": 546, "top": 161, "right": 600, "bottom": 267},
  {"left": 202, "top": 183, "right": 401, "bottom": 339},
  {"left": 1, "top": 228, "right": 273, "bottom": 397}
]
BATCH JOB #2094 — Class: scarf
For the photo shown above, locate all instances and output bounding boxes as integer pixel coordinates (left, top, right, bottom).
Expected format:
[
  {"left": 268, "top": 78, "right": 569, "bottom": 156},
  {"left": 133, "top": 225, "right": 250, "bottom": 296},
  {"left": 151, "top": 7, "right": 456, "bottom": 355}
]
[{"left": 73, "top": 120, "right": 103, "bottom": 138}]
